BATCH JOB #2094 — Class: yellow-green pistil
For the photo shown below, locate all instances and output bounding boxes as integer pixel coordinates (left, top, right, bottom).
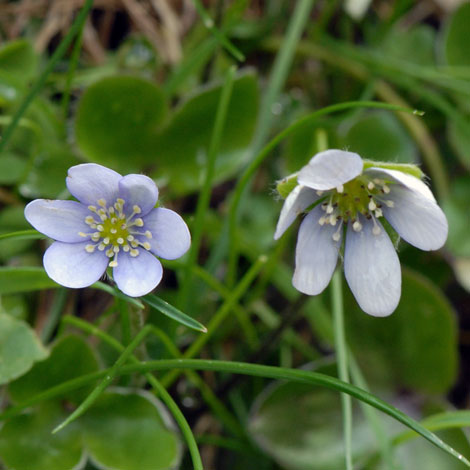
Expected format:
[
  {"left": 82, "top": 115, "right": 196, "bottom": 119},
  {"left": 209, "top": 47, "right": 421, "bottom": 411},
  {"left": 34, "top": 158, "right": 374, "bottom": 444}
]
[
  {"left": 317, "top": 176, "right": 395, "bottom": 241},
  {"left": 78, "top": 198, "right": 152, "bottom": 267}
]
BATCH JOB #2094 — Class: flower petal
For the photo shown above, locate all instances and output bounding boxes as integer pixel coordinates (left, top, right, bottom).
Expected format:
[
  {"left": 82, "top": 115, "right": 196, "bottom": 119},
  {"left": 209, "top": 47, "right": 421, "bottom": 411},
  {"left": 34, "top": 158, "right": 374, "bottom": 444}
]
[
  {"left": 113, "top": 250, "right": 163, "bottom": 297},
  {"left": 298, "top": 150, "right": 363, "bottom": 190},
  {"left": 381, "top": 185, "right": 448, "bottom": 251},
  {"left": 142, "top": 208, "right": 191, "bottom": 260},
  {"left": 292, "top": 206, "right": 341, "bottom": 295},
  {"left": 66, "top": 163, "right": 122, "bottom": 207},
  {"left": 44, "top": 241, "right": 108, "bottom": 288},
  {"left": 366, "top": 167, "right": 435, "bottom": 201},
  {"left": 344, "top": 218, "right": 401, "bottom": 317},
  {"left": 274, "top": 185, "right": 318, "bottom": 240},
  {"left": 118, "top": 174, "right": 159, "bottom": 216},
  {"left": 25, "top": 199, "right": 92, "bottom": 242}
]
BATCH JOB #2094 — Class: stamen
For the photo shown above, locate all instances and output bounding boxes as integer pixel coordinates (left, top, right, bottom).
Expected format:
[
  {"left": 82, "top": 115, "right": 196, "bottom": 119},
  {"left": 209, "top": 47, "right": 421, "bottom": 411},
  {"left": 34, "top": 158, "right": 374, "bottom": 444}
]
[
  {"left": 123, "top": 245, "right": 130, "bottom": 252},
  {"left": 367, "top": 182, "right": 375, "bottom": 190},
  {"left": 134, "top": 218, "right": 144, "bottom": 227},
  {"left": 106, "top": 248, "right": 114, "bottom": 257},
  {"left": 91, "top": 232, "right": 100, "bottom": 242},
  {"left": 336, "top": 184, "right": 344, "bottom": 193},
  {"left": 133, "top": 205, "right": 142, "bottom": 214},
  {"left": 85, "top": 244, "right": 96, "bottom": 253},
  {"left": 142, "top": 241, "right": 151, "bottom": 250},
  {"left": 352, "top": 220, "right": 362, "bottom": 232},
  {"left": 385, "top": 200, "right": 394, "bottom": 208},
  {"left": 130, "top": 249, "right": 139, "bottom": 257},
  {"left": 78, "top": 232, "right": 88, "bottom": 237},
  {"left": 85, "top": 216, "right": 95, "bottom": 225},
  {"left": 117, "top": 237, "right": 124, "bottom": 244},
  {"left": 375, "top": 208, "right": 383, "bottom": 218},
  {"left": 127, "top": 235, "right": 135, "bottom": 242},
  {"left": 368, "top": 199, "right": 377, "bottom": 211},
  {"left": 382, "top": 185, "right": 390, "bottom": 194},
  {"left": 98, "top": 243, "right": 106, "bottom": 251},
  {"left": 109, "top": 260, "right": 118, "bottom": 267},
  {"left": 371, "top": 216, "right": 381, "bottom": 235},
  {"left": 145, "top": 230, "right": 152, "bottom": 239},
  {"left": 97, "top": 225, "right": 104, "bottom": 232},
  {"left": 332, "top": 221, "right": 343, "bottom": 242},
  {"left": 97, "top": 198, "right": 107, "bottom": 207},
  {"left": 103, "top": 237, "right": 110, "bottom": 245},
  {"left": 316, "top": 190, "right": 324, "bottom": 196},
  {"left": 318, "top": 216, "right": 326, "bottom": 226}
]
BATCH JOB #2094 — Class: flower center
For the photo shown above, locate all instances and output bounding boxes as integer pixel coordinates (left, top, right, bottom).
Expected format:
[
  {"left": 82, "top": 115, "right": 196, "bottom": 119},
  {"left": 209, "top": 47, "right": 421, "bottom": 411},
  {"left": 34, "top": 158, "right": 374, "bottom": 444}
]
[
  {"left": 316, "top": 176, "right": 395, "bottom": 240},
  {"left": 78, "top": 198, "right": 152, "bottom": 267}
]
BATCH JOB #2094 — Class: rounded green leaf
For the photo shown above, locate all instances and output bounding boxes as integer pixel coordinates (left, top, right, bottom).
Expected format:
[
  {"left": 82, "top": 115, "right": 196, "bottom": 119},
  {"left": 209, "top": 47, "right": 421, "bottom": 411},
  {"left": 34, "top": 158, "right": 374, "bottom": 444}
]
[
  {"left": 75, "top": 75, "right": 167, "bottom": 171},
  {"left": 0, "top": 314, "right": 48, "bottom": 385},
  {"left": 0, "top": 40, "right": 37, "bottom": 82},
  {"left": 82, "top": 389, "right": 181, "bottom": 470},
  {"left": 0, "top": 402, "right": 84, "bottom": 470},
  {"left": 442, "top": 2, "right": 470, "bottom": 66},
  {"left": 9, "top": 334, "right": 99, "bottom": 404},
  {"left": 154, "top": 71, "right": 259, "bottom": 194},
  {"left": 343, "top": 268, "right": 458, "bottom": 394},
  {"left": 342, "top": 111, "right": 417, "bottom": 163}
]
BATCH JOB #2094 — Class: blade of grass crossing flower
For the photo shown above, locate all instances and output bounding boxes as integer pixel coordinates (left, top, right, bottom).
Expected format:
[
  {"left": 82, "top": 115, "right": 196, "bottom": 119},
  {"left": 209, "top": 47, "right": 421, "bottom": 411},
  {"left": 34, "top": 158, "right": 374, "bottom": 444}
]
[
  {"left": 4, "top": 359, "right": 470, "bottom": 467},
  {"left": 142, "top": 294, "right": 207, "bottom": 332},
  {"left": 179, "top": 65, "right": 237, "bottom": 309},
  {"left": 0, "top": 0, "right": 93, "bottom": 152},
  {"left": 52, "top": 325, "right": 153, "bottom": 435},
  {"left": 191, "top": 0, "right": 244, "bottom": 61},
  {"left": 332, "top": 268, "right": 353, "bottom": 470}
]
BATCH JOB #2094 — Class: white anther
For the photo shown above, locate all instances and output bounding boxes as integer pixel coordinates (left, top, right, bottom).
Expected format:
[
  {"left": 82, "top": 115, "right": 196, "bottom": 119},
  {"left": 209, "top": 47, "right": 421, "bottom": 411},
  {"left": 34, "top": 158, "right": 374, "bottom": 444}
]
[
  {"left": 142, "top": 242, "right": 151, "bottom": 250},
  {"left": 117, "top": 237, "right": 124, "bottom": 244},
  {"left": 106, "top": 248, "right": 114, "bottom": 257},
  {"left": 382, "top": 184, "right": 390, "bottom": 194},
  {"left": 97, "top": 199, "right": 107, "bottom": 207},
  {"left": 368, "top": 199, "right": 377, "bottom": 211},
  {"left": 134, "top": 218, "right": 144, "bottom": 227},
  {"left": 108, "top": 207, "right": 115, "bottom": 214},
  {"left": 373, "top": 178, "right": 383, "bottom": 185},
  {"left": 103, "top": 237, "right": 110, "bottom": 245},
  {"left": 133, "top": 205, "right": 142, "bottom": 214},
  {"left": 326, "top": 204, "right": 334, "bottom": 214},
  {"left": 111, "top": 217, "right": 117, "bottom": 224},
  {"left": 109, "top": 260, "right": 118, "bottom": 267},
  {"left": 329, "top": 216, "right": 337, "bottom": 226},
  {"left": 127, "top": 235, "right": 135, "bottom": 241},
  {"left": 85, "top": 244, "right": 96, "bottom": 253},
  {"left": 318, "top": 216, "right": 326, "bottom": 226},
  {"left": 85, "top": 216, "right": 95, "bottom": 225},
  {"left": 123, "top": 245, "right": 130, "bottom": 252},
  {"left": 145, "top": 230, "right": 152, "bottom": 239},
  {"left": 117, "top": 198, "right": 125, "bottom": 205},
  {"left": 130, "top": 249, "right": 139, "bottom": 257},
  {"left": 367, "top": 182, "right": 375, "bottom": 190},
  {"left": 110, "top": 228, "right": 117, "bottom": 234},
  {"left": 98, "top": 243, "right": 106, "bottom": 251},
  {"left": 332, "top": 232, "right": 341, "bottom": 242},
  {"left": 375, "top": 208, "right": 383, "bottom": 218},
  {"left": 88, "top": 205, "right": 97, "bottom": 212},
  {"left": 97, "top": 225, "right": 104, "bottom": 232},
  {"left": 336, "top": 184, "right": 344, "bottom": 193},
  {"left": 113, "top": 246, "right": 119, "bottom": 253},
  {"left": 91, "top": 232, "right": 100, "bottom": 242},
  {"left": 352, "top": 220, "right": 362, "bottom": 232},
  {"left": 316, "top": 190, "right": 324, "bottom": 196},
  {"left": 78, "top": 232, "right": 88, "bottom": 237},
  {"left": 372, "top": 225, "right": 381, "bottom": 235},
  {"left": 385, "top": 200, "right": 394, "bottom": 208},
  {"left": 131, "top": 241, "right": 139, "bottom": 248},
  {"left": 98, "top": 209, "right": 106, "bottom": 216},
  {"left": 100, "top": 214, "right": 107, "bottom": 221}
]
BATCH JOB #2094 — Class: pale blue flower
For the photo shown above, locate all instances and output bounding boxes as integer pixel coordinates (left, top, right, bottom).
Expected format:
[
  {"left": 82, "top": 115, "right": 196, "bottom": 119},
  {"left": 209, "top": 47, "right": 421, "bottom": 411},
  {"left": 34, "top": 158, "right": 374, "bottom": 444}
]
[
  {"left": 25, "top": 164, "right": 191, "bottom": 297},
  {"left": 275, "top": 150, "right": 448, "bottom": 317}
]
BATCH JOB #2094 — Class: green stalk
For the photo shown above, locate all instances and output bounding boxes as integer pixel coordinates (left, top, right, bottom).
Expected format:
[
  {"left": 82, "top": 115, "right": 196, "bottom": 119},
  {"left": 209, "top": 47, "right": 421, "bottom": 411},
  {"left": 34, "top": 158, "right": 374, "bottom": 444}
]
[
  {"left": 4, "top": 359, "right": 469, "bottom": 467},
  {"left": 0, "top": 0, "right": 94, "bottom": 153},
  {"left": 331, "top": 270, "right": 353, "bottom": 470},
  {"left": 40, "top": 288, "right": 68, "bottom": 343},
  {"left": 179, "top": 65, "right": 236, "bottom": 308}
]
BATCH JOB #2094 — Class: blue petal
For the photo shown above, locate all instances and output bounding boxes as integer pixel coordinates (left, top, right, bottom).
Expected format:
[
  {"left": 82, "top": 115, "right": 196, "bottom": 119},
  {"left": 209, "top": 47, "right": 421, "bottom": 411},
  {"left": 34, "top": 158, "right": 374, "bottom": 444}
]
[
  {"left": 344, "top": 218, "right": 401, "bottom": 317},
  {"left": 298, "top": 150, "right": 363, "bottom": 190},
  {"left": 25, "top": 199, "right": 92, "bottom": 242},
  {"left": 118, "top": 174, "right": 159, "bottom": 216},
  {"left": 66, "top": 163, "right": 121, "bottom": 206},
  {"left": 274, "top": 185, "right": 318, "bottom": 240},
  {"left": 292, "top": 206, "right": 341, "bottom": 295},
  {"left": 44, "top": 241, "right": 109, "bottom": 288},
  {"left": 113, "top": 250, "right": 163, "bottom": 297},
  {"left": 142, "top": 208, "right": 191, "bottom": 260}
]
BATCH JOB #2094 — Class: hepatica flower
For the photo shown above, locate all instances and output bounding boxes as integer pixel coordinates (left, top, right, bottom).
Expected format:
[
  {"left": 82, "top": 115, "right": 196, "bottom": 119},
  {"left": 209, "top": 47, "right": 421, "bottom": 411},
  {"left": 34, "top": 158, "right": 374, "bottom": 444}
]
[
  {"left": 25, "top": 164, "right": 190, "bottom": 297},
  {"left": 275, "top": 150, "right": 448, "bottom": 316}
]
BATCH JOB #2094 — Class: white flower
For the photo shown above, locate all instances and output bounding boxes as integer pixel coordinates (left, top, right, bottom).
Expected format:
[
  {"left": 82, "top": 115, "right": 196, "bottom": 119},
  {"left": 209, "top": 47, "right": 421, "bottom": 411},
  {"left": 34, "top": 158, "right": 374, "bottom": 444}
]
[{"left": 274, "top": 150, "right": 448, "bottom": 317}]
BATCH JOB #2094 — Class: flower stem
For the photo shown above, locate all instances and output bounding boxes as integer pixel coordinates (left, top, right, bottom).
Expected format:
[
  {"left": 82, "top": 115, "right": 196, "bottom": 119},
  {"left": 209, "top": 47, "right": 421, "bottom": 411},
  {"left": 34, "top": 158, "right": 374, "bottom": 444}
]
[{"left": 331, "top": 269, "right": 353, "bottom": 470}]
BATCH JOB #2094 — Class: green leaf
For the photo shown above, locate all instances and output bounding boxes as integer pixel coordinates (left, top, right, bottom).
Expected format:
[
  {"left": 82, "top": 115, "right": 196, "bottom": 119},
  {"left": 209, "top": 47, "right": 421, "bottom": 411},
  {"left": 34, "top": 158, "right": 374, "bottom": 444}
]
[
  {"left": 0, "top": 206, "right": 35, "bottom": 261},
  {"left": 249, "top": 380, "right": 385, "bottom": 470},
  {"left": 342, "top": 269, "right": 458, "bottom": 394},
  {"left": 9, "top": 335, "right": 99, "bottom": 404},
  {"left": 0, "top": 40, "right": 37, "bottom": 84},
  {"left": 0, "top": 152, "right": 26, "bottom": 184},
  {"left": 143, "top": 294, "right": 207, "bottom": 332},
  {"left": 342, "top": 111, "right": 417, "bottom": 163},
  {"left": 0, "top": 267, "right": 58, "bottom": 294},
  {"left": 82, "top": 389, "right": 181, "bottom": 470},
  {"left": 0, "top": 314, "right": 48, "bottom": 385},
  {"left": 0, "top": 402, "right": 84, "bottom": 470},
  {"left": 75, "top": 75, "right": 168, "bottom": 172},
  {"left": 154, "top": 71, "right": 259, "bottom": 194},
  {"left": 442, "top": 2, "right": 470, "bottom": 66}
]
